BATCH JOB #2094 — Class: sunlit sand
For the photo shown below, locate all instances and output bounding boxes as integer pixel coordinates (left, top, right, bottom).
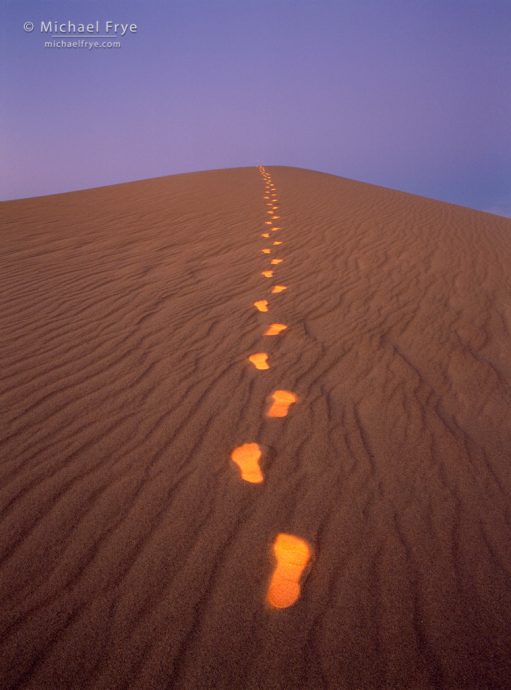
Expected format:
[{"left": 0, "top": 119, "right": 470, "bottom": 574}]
[
  {"left": 264, "top": 323, "right": 288, "bottom": 336},
  {"left": 267, "top": 390, "right": 298, "bottom": 417},
  {"left": 266, "top": 533, "right": 312, "bottom": 609},
  {"left": 254, "top": 299, "right": 269, "bottom": 312},
  {"left": 248, "top": 352, "right": 270, "bottom": 370},
  {"left": 271, "top": 259, "right": 283, "bottom": 265},
  {"left": 271, "top": 285, "right": 287, "bottom": 294},
  {"left": 261, "top": 270, "right": 273, "bottom": 278},
  {"left": 230, "top": 443, "right": 264, "bottom": 484}
]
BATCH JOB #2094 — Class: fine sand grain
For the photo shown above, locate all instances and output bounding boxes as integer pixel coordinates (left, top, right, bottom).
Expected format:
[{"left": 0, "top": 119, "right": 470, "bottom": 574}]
[{"left": 1, "top": 166, "right": 510, "bottom": 689}]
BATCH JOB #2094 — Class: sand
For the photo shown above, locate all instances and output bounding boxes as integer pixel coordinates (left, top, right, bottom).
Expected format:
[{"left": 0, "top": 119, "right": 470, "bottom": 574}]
[{"left": 1, "top": 166, "right": 510, "bottom": 689}]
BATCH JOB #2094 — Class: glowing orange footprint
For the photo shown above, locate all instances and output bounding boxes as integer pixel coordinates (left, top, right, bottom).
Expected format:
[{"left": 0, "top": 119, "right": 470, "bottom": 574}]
[
  {"left": 271, "top": 285, "right": 287, "bottom": 294},
  {"left": 264, "top": 323, "right": 288, "bottom": 336},
  {"left": 267, "top": 390, "right": 298, "bottom": 417},
  {"left": 254, "top": 300, "right": 269, "bottom": 312},
  {"left": 248, "top": 352, "right": 270, "bottom": 370},
  {"left": 273, "top": 241, "right": 282, "bottom": 245},
  {"left": 271, "top": 259, "right": 283, "bottom": 265},
  {"left": 271, "top": 227, "right": 281, "bottom": 232},
  {"left": 265, "top": 221, "right": 273, "bottom": 225},
  {"left": 231, "top": 443, "right": 264, "bottom": 484},
  {"left": 266, "top": 533, "right": 312, "bottom": 609},
  {"left": 261, "top": 270, "right": 273, "bottom": 278},
  {"left": 261, "top": 232, "right": 270, "bottom": 238},
  {"left": 262, "top": 248, "right": 271, "bottom": 255}
]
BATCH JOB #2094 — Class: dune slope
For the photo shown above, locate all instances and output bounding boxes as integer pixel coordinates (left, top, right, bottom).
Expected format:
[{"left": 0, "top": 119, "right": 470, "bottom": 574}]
[{"left": 1, "top": 167, "right": 510, "bottom": 689}]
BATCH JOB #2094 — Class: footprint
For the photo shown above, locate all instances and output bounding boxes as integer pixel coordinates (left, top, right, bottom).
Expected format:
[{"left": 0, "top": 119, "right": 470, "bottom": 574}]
[
  {"left": 262, "top": 248, "right": 271, "bottom": 254},
  {"left": 265, "top": 221, "right": 273, "bottom": 226},
  {"left": 261, "top": 270, "right": 273, "bottom": 278},
  {"left": 254, "top": 300, "right": 269, "bottom": 313},
  {"left": 271, "top": 285, "right": 287, "bottom": 294},
  {"left": 267, "top": 389, "right": 298, "bottom": 417},
  {"left": 273, "top": 241, "right": 282, "bottom": 245},
  {"left": 264, "top": 323, "right": 288, "bottom": 336},
  {"left": 271, "top": 259, "right": 283, "bottom": 265},
  {"left": 231, "top": 443, "right": 264, "bottom": 484},
  {"left": 271, "top": 227, "right": 281, "bottom": 232},
  {"left": 248, "top": 352, "right": 270, "bottom": 370},
  {"left": 271, "top": 215, "right": 280, "bottom": 220},
  {"left": 261, "top": 233, "right": 270, "bottom": 238},
  {"left": 266, "top": 533, "right": 312, "bottom": 609}
]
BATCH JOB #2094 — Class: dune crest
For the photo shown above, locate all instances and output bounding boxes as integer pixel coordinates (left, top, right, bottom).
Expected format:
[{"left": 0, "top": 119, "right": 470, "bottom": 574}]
[{"left": 1, "top": 165, "right": 510, "bottom": 690}]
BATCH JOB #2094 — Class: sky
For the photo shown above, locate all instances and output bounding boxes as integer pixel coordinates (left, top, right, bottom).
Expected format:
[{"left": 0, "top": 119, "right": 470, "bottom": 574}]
[{"left": 2, "top": 0, "right": 510, "bottom": 215}]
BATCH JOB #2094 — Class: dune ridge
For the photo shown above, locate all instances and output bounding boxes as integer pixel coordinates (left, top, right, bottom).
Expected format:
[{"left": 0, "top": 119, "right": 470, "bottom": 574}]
[{"left": 1, "top": 166, "right": 511, "bottom": 689}]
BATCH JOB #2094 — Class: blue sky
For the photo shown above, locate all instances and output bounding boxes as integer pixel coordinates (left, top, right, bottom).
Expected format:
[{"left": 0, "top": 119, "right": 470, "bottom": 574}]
[{"left": 2, "top": 0, "right": 510, "bottom": 215}]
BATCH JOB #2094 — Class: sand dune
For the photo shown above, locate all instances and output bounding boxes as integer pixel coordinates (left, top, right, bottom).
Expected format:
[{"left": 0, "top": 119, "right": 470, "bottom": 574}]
[{"left": 1, "top": 166, "right": 510, "bottom": 689}]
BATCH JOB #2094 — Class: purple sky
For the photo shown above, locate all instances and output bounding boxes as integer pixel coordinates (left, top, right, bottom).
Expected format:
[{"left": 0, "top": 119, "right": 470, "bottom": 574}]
[{"left": 2, "top": 0, "right": 510, "bottom": 215}]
